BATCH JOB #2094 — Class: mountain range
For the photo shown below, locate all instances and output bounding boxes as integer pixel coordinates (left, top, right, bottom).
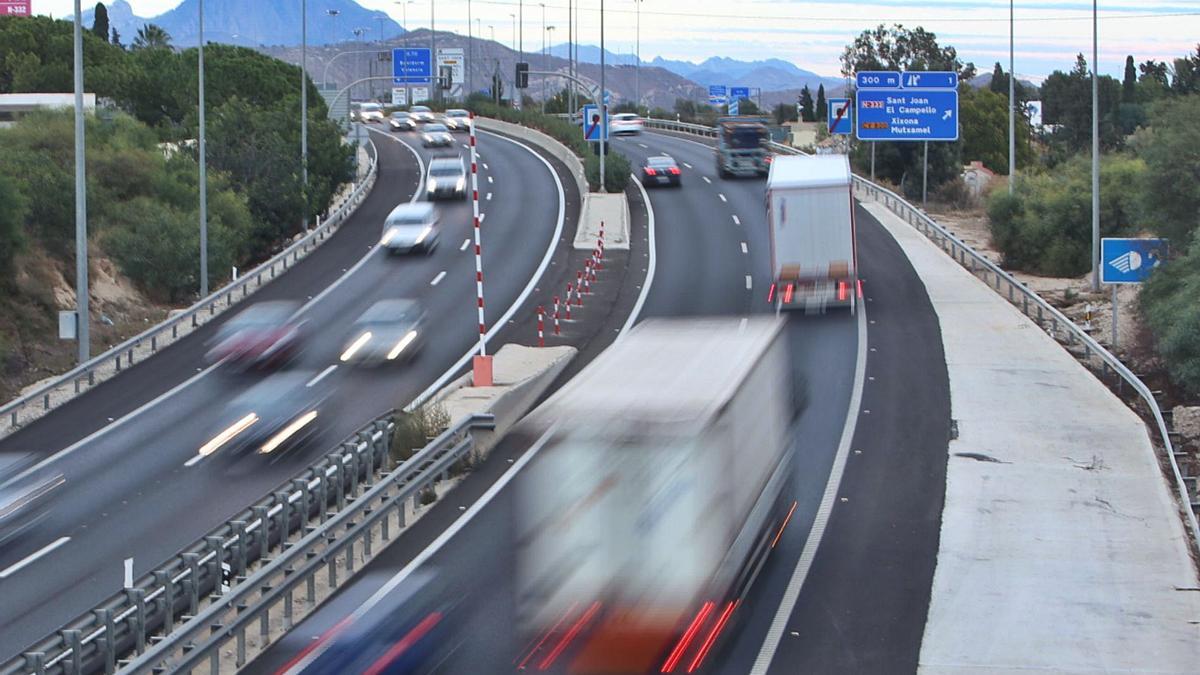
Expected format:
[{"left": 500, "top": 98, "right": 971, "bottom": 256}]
[{"left": 81, "top": 0, "right": 402, "bottom": 48}]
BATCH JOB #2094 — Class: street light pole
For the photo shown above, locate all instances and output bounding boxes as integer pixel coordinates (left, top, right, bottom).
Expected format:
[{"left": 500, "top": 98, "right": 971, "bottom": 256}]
[
  {"left": 430, "top": 0, "right": 436, "bottom": 104},
  {"left": 199, "top": 0, "right": 209, "bottom": 294},
  {"left": 301, "top": 0, "right": 309, "bottom": 232},
  {"left": 400, "top": 2, "right": 412, "bottom": 105},
  {"left": 72, "top": 0, "right": 89, "bottom": 363},
  {"left": 544, "top": 25, "right": 555, "bottom": 112},
  {"left": 1091, "top": 0, "right": 1100, "bottom": 292},
  {"left": 467, "top": 0, "right": 473, "bottom": 94},
  {"left": 635, "top": 0, "right": 641, "bottom": 111},
  {"left": 540, "top": 3, "right": 545, "bottom": 111},
  {"left": 1008, "top": 0, "right": 1015, "bottom": 194},
  {"left": 599, "top": 0, "right": 606, "bottom": 192}
]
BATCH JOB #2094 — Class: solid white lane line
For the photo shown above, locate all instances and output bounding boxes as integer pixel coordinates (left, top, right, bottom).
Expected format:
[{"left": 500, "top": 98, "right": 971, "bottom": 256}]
[
  {"left": 741, "top": 242, "right": 748, "bottom": 254},
  {"left": 460, "top": 238, "right": 471, "bottom": 251},
  {"left": 751, "top": 301, "right": 869, "bottom": 673},
  {"left": 683, "top": 162, "right": 693, "bottom": 169},
  {"left": 702, "top": 176, "right": 712, "bottom": 184},
  {"left": 184, "top": 454, "right": 204, "bottom": 468},
  {"left": 621, "top": 176, "right": 657, "bottom": 339},
  {"left": 306, "top": 364, "right": 338, "bottom": 387},
  {"left": 733, "top": 215, "right": 741, "bottom": 225},
  {"left": 719, "top": 193, "right": 727, "bottom": 202},
  {"left": 0, "top": 537, "right": 71, "bottom": 579},
  {"left": 430, "top": 271, "right": 447, "bottom": 286},
  {"left": 745, "top": 275, "right": 753, "bottom": 289}
]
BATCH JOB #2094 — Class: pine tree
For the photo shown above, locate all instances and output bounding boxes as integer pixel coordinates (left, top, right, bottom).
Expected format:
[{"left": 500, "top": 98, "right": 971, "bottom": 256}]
[
  {"left": 989, "top": 61, "right": 1008, "bottom": 94},
  {"left": 111, "top": 27, "right": 121, "bottom": 46},
  {"left": 91, "top": 2, "right": 110, "bottom": 42},
  {"left": 798, "top": 85, "right": 814, "bottom": 122},
  {"left": 815, "top": 84, "right": 827, "bottom": 121},
  {"left": 1122, "top": 55, "right": 1137, "bottom": 103}
]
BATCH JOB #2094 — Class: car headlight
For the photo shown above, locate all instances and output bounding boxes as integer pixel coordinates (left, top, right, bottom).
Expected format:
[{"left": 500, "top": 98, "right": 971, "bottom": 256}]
[
  {"left": 456, "top": 177, "right": 466, "bottom": 191},
  {"left": 427, "top": 178, "right": 438, "bottom": 192},
  {"left": 381, "top": 227, "right": 399, "bottom": 245},
  {"left": 387, "top": 330, "right": 419, "bottom": 360},
  {"left": 413, "top": 226, "right": 433, "bottom": 244},
  {"left": 423, "top": 134, "right": 432, "bottom": 142},
  {"left": 340, "top": 331, "right": 373, "bottom": 362}
]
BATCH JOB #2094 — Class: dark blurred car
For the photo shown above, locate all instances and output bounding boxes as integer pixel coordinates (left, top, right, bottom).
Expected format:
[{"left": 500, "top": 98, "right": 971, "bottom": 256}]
[
  {"left": 420, "top": 123, "right": 454, "bottom": 148},
  {"left": 0, "top": 453, "right": 65, "bottom": 546},
  {"left": 409, "top": 105, "right": 435, "bottom": 123},
  {"left": 339, "top": 299, "right": 426, "bottom": 366},
  {"left": 641, "top": 155, "right": 682, "bottom": 187},
  {"left": 273, "top": 570, "right": 463, "bottom": 675},
  {"left": 389, "top": 111, "right": 417, "bottom": 131},
  {"left": 442, "top": 108, "right": 471, "bottom": 132},
  {"left": 425, "top": 156, "right": 467, "bottom": 201},
  {"left": 195, "top": 371, "right": 332, "bottom": 460},
  {"left": 206, "top": 301, "right": 306, "bottom": 370}
]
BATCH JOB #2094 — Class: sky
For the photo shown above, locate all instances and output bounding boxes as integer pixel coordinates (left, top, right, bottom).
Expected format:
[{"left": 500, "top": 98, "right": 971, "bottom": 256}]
[{"left": 34, "top": 0, "right": 1200, "bottom": 81}]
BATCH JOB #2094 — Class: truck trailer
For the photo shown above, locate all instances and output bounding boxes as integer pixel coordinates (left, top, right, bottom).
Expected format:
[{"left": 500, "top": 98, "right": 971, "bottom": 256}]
[
  {"left": 513, "top": 317, "right": 798, "bottom": 674},
  {"left": 766, "top": 154, "right": 859, "bottom": 313},
  {"left": 714, "top": 116, "right": 771, "bottom": 178}
]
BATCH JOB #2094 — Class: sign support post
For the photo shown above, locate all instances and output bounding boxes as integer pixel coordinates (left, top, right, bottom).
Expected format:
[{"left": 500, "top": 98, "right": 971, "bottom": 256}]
[
  {"left": 923, "top": 141, "right": 929, "bottom": 205},
  {"left": 1111, "top": 284, "right": 1118, "bottom": 348}
]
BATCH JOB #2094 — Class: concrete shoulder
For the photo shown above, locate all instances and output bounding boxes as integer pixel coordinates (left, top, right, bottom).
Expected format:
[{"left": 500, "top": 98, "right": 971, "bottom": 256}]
[{"left": 862, "top": 201, "right": 1200, "bottom": 673}]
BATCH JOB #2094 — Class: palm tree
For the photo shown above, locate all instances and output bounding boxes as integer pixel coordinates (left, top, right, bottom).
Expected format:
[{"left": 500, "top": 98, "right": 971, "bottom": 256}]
[{"left": 132, "top": 23, "right": 172, "bottom": 50}]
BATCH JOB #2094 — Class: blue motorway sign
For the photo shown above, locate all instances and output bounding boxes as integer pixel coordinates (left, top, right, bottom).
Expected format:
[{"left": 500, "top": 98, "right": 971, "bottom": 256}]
[
  {"left": 1101, "top": 238, "right": 1168, "bottom": 284},
  {"left": 828, "top": 98, "right": 852, "bottom": 135},
  {"left": 730, "top": 86, "right": 750, "bottom": 101},
  {"left": 857, "top": 71, "right": 901, "bottom": 89},
  {"left": 856, "top": 89, "right": 958, "bottom": 141},
  {"left": 582, "top": 104, "right": 608, "bottom": 142},
  {"left": 901, "top": 71, "right": 958, "bottom": 89},
  {"left": 708, "top": 85, "right": 727, "bottom": 105},
  {"left": 392, "top": 48, "right": 432, "bottom": 84}
]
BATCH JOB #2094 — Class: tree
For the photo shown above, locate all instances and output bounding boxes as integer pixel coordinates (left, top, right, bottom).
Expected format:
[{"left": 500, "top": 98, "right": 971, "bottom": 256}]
[
  {"left": 815, "top": 84, "right": 826, "bottom": 122},
  {"left": 840, "top": 23, "right": 976, "bottom": 80},
  {"left": 772, "top": 102, "right": 797, "bottom": 125},
  {"left": 91, "top": 3, "right": 110, "bottom": 42},
  {"left": 132, "top": 23, "right": 172, "bottom": 51},
  {"left": 1131, "top": 95, "right": 1200, "bottom": 248},
  {"left": 959, "top": 87, "right": 1032, "bottom": 175},
  {"left": 989, "top": 61, "right": 1008, "bottom": 94},
  {"left": 1041, "top": 54, "right": 1122, "bottom": 153},
  {"left": 111, "top": 27, "right": 121, "bottom": 47},
  {"left": 798, "top": 85, "right": 814, "bottom": 122},
  {"left": 1122, "top": 55, "right": 1136, "bottom": 103},
  {"left": 1170, "top": 46, "right": 1200, "bottom": 96}
]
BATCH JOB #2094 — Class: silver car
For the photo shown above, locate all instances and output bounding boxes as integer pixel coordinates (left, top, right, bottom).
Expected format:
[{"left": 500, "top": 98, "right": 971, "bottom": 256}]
[
  {"left": 426, "top": 156, "right": 467, "bottom": 200},
  {"left": 389, "top": 111, "right": 417, "bottom": 131},
  {"left": 443, "top": 108, "right": 471, "bottom": 132},
  {"left": 409, "top": 105, "right": 435, "bottom": 123},
  {"left": 380, "top": 202, "right": 440, "bottom": 254},
  {"left": 338, "top": 299, "right": 427, "bottom": 365},
  {"left": 421, "top": 123, "right": 454, "bottom": 147}
]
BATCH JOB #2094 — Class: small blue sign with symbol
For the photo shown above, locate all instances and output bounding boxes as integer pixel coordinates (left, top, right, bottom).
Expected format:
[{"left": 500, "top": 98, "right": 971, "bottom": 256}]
[
  {"left": 392, "top": 48, "right": 432, "bottom": 84},
  {"left": 708, "top": 85, "right": 727, "bottom": 105},
  {"left": 582, "top": 104, "right": 608, "bottom": 142},
  {"left": 901, "top": 71, "right": 958, "bottom": 89},
  {"left": 856, "top": 71, "right": 901, "bottom": 89},
  {"left": 828, "top": 98, "right": 852, "bottom": 135},
  {"left": 1101, "top": 238, "right": 1168, "bottom": 284},
  {"left": 730, "top": 86, "right": 750, "bottom": 101},
  {"left": 856, "top": 89, "right": 958, "bottom": 141}
]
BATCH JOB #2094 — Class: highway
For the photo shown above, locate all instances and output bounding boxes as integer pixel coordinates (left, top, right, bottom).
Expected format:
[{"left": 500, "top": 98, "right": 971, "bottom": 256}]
[
  {"left": 247, "top": 128, "right": 951, "bottom": 673},
  {"left": 0, "top": 124, "right": 575, "bottom": 660}
]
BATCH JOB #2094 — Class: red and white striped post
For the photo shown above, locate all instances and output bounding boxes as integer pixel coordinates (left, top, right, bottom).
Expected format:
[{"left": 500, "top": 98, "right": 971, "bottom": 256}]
[
  {"left": 564, "top": 284, "right": 574, "bottom": 320},
  {"left": 553, "top": 296, "right": 561, "bottom": 335},
  {"left": 584, "top": 260, "right": 594, "bottom": 292},
  {"left": 575, "top": 272, "right": 584, "bottom": 306},
  {"left": 537, "top": 306, "right": 545, "bottom": 347},
  {"left": 469, "top": 112, "right": 493, "bottom": 386}
]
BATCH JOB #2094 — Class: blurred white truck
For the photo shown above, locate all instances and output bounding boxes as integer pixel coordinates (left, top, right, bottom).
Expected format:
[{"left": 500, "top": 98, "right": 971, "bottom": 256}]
[
  {"left": 766, "top": 154, "right": 859, "bottom": 313},
  {"left": 514, "top": 317, "right": 798, "bottom": 674}
]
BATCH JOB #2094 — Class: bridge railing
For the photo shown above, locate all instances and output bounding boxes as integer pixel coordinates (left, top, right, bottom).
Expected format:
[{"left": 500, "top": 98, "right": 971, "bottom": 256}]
[
  {"left": 0, "top": 135, "right": 380, "bottom": 440},
  {"left": 1, "top": 409, "right": 496, "bottom": 675},
  {"left": 641, "top": 118, "right": 1200, "bottom": 556}
]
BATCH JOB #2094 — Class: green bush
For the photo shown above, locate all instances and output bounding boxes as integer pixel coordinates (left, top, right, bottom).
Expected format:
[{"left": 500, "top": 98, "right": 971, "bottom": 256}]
[
  {"left": 1140, "top": 244, "right": 1200, "bottom": 396},
  {"left": 0, "top": 173, "right": 27, "bottom": 284},
  {"left": 986, "top": 155, "right": 1147, "bottom": 276},
  {"left": 585, "top": 151, "right": 632, "bottom": 193}
]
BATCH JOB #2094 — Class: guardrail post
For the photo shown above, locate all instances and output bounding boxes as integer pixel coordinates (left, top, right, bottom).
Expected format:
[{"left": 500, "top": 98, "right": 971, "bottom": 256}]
[
  {"left": 292, "top": 478, "right": 312, "bottom": 533},
  {"left": 276, "top": 489, "right": 294, "bottom": 547},
  {"left": 346, "top": 535, "right": 356, "bottom": 575},
  {"left": 316, "top": 473, "right": 329, "bottom": 525},
  {"left": 347, "top": 441, "right": 362, "bottom": 498},
  {"left": 237, "top": 623, "right": 247, "bottom": 668},
  {"left": 96, "top": 608, "right": 116, "bottom": 674},
  {"left": 154, "top": 570, "right": 175, "bottom": 633},
  {"left": 22, "top": 651, "right": 45, "bottom": 675},
  {"left": 327, "top": 551, "right": 338, "bottom": 588},
  {"left": 183, "top": 553, "right": 201, "bottom": 617},
  {"left": 62, "top": 629, "right": 82, "bottom": 675},
  {"left": 205, "top": 536, "right": 226, "bottom": 597},
  {"left": 333, "top": 452, "right": 347, "bottom": 510},
  {"left": 232, "top": 520, "right": 248, "bottom": 580},
  {"left": 126, "top": 587, "right": 147, "bottom": 655},
  {"left": 253, "top": 505, "right": 271, "bottom": 561}
]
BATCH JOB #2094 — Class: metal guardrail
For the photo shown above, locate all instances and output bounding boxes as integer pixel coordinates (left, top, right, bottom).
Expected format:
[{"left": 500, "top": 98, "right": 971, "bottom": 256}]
[
  {"left": 1, "top": 411, "right": 496, "bottom": 675},
  {"left": 642, "top": 118, "right": 1200, "bottom": 557},
  {"left": 0, "top": 136, "right": 380, "bottom": 439}
]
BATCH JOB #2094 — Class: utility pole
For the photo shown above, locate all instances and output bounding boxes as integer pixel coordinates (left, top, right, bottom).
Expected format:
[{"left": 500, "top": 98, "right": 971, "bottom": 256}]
[
  {"left": 635, "top": 0, "right": 641, "bottom": 111},
  {"left": 400, "top": 2, "right": 412, "bottom": 106},
  {"left": 1091, "top": 0, "right": 1100, "bottom": 292},
  {"left": 467, "top": 0, "right": 473, "bottom": 94},
  {"left": 72, "top": 0, "right": 90, "bottom": 363},
  {"left": 430, "top": 0, "right": 436, "bottom": 104},
  {"left": 1008, "top": 0, "right": 1015, "bottom": 194},
  {"left": 599, "top": 0, "right": 606, "bottom": 192},
  {"left": 199, "top": 0, "right": 209, "bottom": 294},
  {"left": 568, "top": 0, "right": 574, "bottom": 113},
  {"left": 301, "top": 0, "right": 309, "bottom": 232},
  {"left": 544, "top": 25, "right": 554, "bottom": 112},
  {"left": 540, "top": 3, "right": 545, "bottom": 111}
]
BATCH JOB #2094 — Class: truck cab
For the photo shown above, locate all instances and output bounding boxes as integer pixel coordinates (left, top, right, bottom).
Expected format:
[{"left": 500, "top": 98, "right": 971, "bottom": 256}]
[{"left": 714, "top": 116, "right": 770, "bottom": 178}]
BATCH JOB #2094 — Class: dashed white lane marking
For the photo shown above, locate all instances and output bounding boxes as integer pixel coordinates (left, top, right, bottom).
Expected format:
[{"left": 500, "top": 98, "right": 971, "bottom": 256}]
[
  {"left": 460, "top": 238, "right": 471, "bottom": 251},
  {"left": 702, "top": 176, "right": 712, "bottom": 184},
  {"left": 306, "top": 364, "right": 338, "bottom": 387},
  {"left": 462, "top": 143, "right": 470, "bottom": 150},
  {"left": 741, "top": 242, "right": 748, "bottom": 254},
  {"left": 732, "top": 215, "right": 741, "bottom": 225},
  {"left": 683, "top": 162, "right": 693, "bottom": 169},
  {"left": 482, "top": 162, "right": 489, "bottom": 170},
  {"left": 486, "top": 192, "right": 493, "bottom": 201},
  {"left": 745, "top": 275, "right": 753, "bottom": 289},
  {"left": 430, "top": 270, "right": 447, "bottom": 286},
  {"left": 488, "top": 176, "right": 494, "bottom": 184},
  {"left": 479, "top": 212, "right": 487, "bottom": 223},
  {"left": 637, "top": 142, "right": 648, "bottom": 148},
  {"left": 0, "top": 537, "right": 72, "bottom": 579},
  {"left": 719, "top": 193, "right": 727, "bottom": 202}
]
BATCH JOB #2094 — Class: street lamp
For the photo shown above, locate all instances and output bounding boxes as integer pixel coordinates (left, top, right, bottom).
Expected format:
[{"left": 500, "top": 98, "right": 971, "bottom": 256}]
[
  {"left": 353, "top": 27, "right": 367, "bottom": 100},
  {"left": 544, "top": 25, "right": 555, "bottom": 112},
  {"left": 72, "top": 0, "right": 89, "bottom": 363},
  {"left": 199, "top": 0, "right": 209, "bottom": 294},
  {"left": 398, "top": 1, "right": 413, "bottom": 105},
  {"left": 301, "top": 0, "right": 309, "bottom": 232},
  {"left": 510, "top": 13, "right": 516, "bottom": 52},
  {"left": 326, "top": 8, "right": 339, "bottom": 47},
  {"left": 635, "top": 0, "right": 643, "bottom": 111},
  {"left": 539, "top": 3, "right": 545, "bottom": 109}
]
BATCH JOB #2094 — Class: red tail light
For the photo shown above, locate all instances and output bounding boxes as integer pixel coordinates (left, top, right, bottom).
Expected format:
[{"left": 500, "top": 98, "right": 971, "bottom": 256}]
[
  {"left": 687, "top": 601, "right": 737, "bottom": 673},
  {"left": 767, "top": 283, "right": 776, "bottom": 303},
  {"left": 838, "top": 281, "right": 847, "bottom": 301},
  {"left": 645, "top": 167, "right": 657, "bottom": 176},
  {"left": 669, "top": 167, "right": 681, "bottom": 175},
  {"left": 363, "top": 613, "right": 443, "bottom": 675},
  {"left": 662, "top": 602, "right": 715, "bottom": 673},
  {"left": 783, "top": 283, "right": 795, "bottom": 304}
]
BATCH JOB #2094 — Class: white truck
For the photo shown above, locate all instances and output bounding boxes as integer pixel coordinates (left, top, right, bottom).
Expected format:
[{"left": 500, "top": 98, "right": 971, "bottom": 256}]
[
  {"left": 766, "top": 154, "right": 859, "bottom": 313},
  {"left": 513, "top": 317, "right": 797, "bottom": 674}
]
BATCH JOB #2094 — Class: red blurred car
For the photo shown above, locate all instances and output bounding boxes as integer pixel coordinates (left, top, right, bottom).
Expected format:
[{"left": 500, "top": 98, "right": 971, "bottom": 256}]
[{"left": 206, "top": 301, "right": 306, "bottom": 369}]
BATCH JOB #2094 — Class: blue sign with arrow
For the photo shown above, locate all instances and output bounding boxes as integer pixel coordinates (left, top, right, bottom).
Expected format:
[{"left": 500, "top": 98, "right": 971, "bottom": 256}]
[
  {"left": 392, "top": 48, "right": 432, "bottom": 84},
  {"left": 856, "top": 88, "right": 959, "bottom": 141},
  {"left": 1101, "top": 238, "right": 1168, "bottom": 284}
]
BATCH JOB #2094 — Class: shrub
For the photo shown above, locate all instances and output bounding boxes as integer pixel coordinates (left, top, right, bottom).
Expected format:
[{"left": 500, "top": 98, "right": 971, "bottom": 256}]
[
  {"left": 1140, "top": 244, "right": 1200, "bottom": 396},
  {"left": 389, "top": 403, "right": 451, "bottom": 464}
]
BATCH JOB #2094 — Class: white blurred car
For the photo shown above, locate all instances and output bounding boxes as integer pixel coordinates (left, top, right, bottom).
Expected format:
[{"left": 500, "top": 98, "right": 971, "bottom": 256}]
[
  {"left": 426, "top": 156, "right": 467, "bottom": 200},
  {"left": 610, "top": 112, "right": 643, "bottom": 135},
  {"left": 421, "top": 122, "right": 454, "bottom": 148},
  {"left": 409, "top": 105, "right": 435, "bottom": 123},
  {"left": 443, "top": 108, "right": 471, "bottom": 132},
  {"left": 380, "top": 202, "right": 440, "bottom": 254},
  {"left": 357, "top": 102, "right": 384, "bottom": 124},
  {"left": 339, "top": 299, "right": 426, "bottom": 365}
]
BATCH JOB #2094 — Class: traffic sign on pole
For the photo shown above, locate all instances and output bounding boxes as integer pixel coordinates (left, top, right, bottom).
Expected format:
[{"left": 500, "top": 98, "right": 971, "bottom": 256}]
[
  {"left": 582, "top": 104, "right": 608, "bottom": 141},
  {"left": 392, "top": 47, "right": 432, "bottom": 84},
  {"left": 729, "top": 99, "right": 740, "bottom": 116},
  {"left": 708, "top": 85, "right": 727, "bottom": 105},
  {"left": 856, "top": 88, "right": 959, "bottom": 141},
  {"left": 1100, "top": 238, "right": 1168, "bottom": 284},
  {"left": 828, "top": 97, "right": 852, "bottom": 135},
  {"left": 856, "top": 71, "right": 901, "bottom": 89},
  {"left": 901, "top": 71, "right": 958, "bottom": 89},
  {"left": 0, "top": 0, "right": 30, "bottom": 15},
  {"left": 730, "top": 86, "right": 750, "bottom": 101}
]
